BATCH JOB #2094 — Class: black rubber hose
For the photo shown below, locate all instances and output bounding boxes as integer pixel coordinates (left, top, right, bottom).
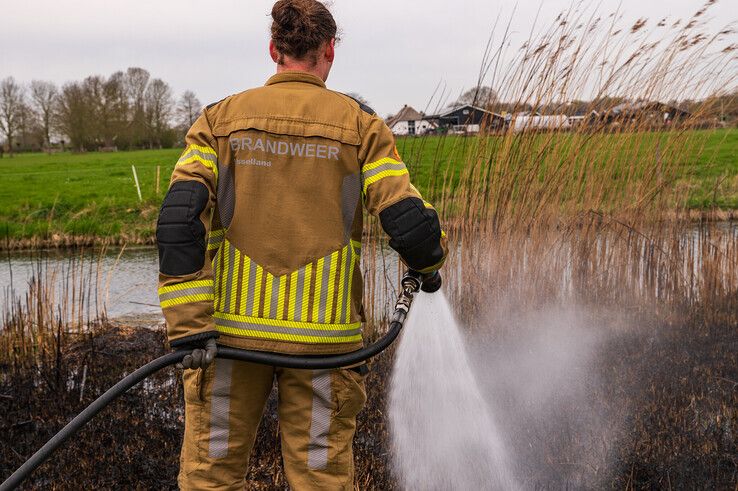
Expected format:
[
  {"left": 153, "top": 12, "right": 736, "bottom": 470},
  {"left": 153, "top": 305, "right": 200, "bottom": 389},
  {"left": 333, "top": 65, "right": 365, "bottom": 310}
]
[{"left": 0, "top": 320, "right": 404, "bottom": 491}]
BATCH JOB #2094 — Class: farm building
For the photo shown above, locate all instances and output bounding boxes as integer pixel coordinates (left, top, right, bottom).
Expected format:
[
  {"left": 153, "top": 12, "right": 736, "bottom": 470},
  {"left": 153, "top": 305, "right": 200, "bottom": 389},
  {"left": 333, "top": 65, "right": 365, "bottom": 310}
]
[
  {"left": 427, "top": 105, "right": 505, "bottom": 134},
  {"left": 568, "top": 110, "right": 601, "bottom": 127},
  {"left": 511, "top": 112, "right": 571, "bottom": 133},
  {"left": 603, "top": 101, "right": 692, "bottom": 125},
  {"left": 386, "top": 105, "right": 437, "bottom": 136}
]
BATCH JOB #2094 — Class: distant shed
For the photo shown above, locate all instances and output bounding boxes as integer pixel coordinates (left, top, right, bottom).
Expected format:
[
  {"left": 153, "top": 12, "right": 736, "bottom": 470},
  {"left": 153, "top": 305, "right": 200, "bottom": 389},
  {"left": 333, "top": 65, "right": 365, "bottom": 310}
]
[{"left": 427, "top": 105, "right": 505, "bottom": 134}]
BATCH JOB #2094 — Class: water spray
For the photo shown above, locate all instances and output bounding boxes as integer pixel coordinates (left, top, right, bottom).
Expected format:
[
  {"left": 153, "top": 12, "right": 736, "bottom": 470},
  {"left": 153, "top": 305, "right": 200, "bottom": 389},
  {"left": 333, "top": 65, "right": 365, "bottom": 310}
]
[{"left": 0, "top": 271, "right": 436, "bottom": 491}]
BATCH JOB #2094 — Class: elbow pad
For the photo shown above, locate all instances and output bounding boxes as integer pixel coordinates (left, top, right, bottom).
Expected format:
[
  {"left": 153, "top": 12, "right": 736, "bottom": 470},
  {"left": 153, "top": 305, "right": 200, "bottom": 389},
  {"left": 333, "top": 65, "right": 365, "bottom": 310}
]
[
  {"left": 379, "top": 197, "right": 445, "bottom": 272},
  {"left": 157, "top": 180, "right": 209, "bottom": 276}
]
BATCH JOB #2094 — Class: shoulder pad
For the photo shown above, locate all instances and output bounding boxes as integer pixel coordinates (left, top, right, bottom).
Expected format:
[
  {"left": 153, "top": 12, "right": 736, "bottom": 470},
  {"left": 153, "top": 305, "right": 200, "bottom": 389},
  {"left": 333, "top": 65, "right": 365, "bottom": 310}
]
[{"left": 343, "top": 93, "right": 376, "bottom": 116}]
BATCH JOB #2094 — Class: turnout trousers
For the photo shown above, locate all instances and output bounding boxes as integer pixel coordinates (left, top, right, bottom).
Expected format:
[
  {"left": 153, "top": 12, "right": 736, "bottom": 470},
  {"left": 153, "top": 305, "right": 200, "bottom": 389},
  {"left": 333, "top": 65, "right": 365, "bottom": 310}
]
[{"left": 178, "top": 358, "right": 367, "bottom": 491}]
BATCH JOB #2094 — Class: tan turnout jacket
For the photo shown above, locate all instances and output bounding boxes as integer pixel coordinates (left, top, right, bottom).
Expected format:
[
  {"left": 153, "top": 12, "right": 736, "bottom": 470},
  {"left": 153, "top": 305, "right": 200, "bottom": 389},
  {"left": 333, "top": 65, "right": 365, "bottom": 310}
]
[{"left": 158, "top": 71, "right": 446, "bottom": 355}]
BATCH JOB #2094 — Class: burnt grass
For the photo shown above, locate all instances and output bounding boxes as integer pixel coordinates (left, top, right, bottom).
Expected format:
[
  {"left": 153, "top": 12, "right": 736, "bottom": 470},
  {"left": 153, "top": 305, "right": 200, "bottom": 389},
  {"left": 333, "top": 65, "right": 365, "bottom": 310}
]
[{"left": 0, "top": 321, "right": 736, "bottom": 490}]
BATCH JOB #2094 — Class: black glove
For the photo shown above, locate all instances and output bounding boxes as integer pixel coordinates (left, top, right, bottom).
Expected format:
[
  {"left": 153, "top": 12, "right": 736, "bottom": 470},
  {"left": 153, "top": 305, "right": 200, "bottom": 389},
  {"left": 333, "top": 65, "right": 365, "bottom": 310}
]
[
  {"left": 171, "top": 332, "right": 219, "bottom": 370},
  {"left": 420, "top": 270, "right": 442, "bottom": 293}
]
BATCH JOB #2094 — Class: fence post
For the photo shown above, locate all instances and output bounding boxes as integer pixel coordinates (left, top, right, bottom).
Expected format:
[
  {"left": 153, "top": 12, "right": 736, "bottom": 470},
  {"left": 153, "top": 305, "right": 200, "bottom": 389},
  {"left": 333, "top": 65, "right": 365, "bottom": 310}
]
[
  {"left": 131, "top": 165, "right": 143, "bottom": 202},
  {"left": 156, "top": 165, "right": 161, "bottom": 196}
]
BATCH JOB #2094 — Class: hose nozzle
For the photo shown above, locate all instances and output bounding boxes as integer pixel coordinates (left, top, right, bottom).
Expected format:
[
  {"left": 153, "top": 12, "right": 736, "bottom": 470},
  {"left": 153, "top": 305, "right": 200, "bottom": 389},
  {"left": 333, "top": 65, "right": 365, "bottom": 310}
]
[
  {"left": 401, "top": 270, "right": 422, "bottom": 294},
  {"left": 403, "top": 269, "right": 442, "bottom": 294}
]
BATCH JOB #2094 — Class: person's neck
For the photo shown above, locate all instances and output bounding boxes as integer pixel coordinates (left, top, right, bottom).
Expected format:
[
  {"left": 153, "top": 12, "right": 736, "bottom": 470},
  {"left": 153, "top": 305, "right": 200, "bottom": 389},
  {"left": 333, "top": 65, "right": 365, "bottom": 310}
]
[{"left": 276, "top": 62, "right": 328, "bottom": 82}]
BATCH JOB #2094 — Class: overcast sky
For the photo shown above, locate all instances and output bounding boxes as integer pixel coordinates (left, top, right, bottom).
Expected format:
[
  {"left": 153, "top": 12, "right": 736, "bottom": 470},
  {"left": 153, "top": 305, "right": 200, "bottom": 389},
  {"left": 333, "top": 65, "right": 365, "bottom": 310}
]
[{"left": 1, "top": 1, "right": 734, "bottom": 117}]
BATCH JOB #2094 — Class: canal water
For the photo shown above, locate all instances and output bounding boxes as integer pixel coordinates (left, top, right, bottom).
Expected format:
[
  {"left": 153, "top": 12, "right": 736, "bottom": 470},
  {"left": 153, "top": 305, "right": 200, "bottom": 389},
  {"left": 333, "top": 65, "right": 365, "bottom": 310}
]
[
  {"left": 1, "top": 222, "right": 734, "bottom": 323},
  {"left": 0, "top": 245, "right": 403, "bottom": 322},
  {"left": 1, "top": 246, "right": 161, "bottom": 319}
]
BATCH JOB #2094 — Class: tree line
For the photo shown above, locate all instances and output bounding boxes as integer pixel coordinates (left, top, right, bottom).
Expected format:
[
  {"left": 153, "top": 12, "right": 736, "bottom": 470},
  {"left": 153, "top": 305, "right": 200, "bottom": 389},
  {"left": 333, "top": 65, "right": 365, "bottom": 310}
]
[
  {"left": 0, "top": 67, "right": 203, "bottom": 155},
  {"left": 448, "top": 86, "right": 738, "bottom": 123}
]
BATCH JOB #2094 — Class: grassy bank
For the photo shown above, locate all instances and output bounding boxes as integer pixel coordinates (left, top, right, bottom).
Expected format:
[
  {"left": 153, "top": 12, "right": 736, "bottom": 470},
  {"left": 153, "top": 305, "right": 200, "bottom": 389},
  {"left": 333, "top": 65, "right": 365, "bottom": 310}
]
[
  {"left": 0, "top": 149, "right": 179, "bottom": 247},
  {"left": 0, "top": 128, "right": 736, "bottom": 249}
]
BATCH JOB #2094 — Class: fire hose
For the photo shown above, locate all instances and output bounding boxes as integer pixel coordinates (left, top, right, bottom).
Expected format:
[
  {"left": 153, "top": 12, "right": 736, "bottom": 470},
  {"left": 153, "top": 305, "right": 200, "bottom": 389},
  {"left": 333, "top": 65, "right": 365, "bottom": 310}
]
[{"left": 0, "top": 270, "right": 437, "bottom": 490}]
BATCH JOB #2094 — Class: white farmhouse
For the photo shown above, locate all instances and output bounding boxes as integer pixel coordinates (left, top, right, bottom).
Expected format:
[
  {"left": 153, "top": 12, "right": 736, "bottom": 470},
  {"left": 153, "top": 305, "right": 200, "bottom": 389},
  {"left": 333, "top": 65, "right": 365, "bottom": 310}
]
[{"left": 386, "top": 105, "right": 437, "bottom": 136}]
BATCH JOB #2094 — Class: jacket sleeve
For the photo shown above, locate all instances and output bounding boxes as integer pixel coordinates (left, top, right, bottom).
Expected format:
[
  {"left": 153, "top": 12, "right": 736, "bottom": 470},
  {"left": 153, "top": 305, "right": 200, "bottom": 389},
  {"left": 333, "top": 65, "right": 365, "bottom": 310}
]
[
  {"left": 157, "top": 112, "right": 219, "bottom": 348},
  {"left": 359, "top": 114, "right": 448, "bottom": 274}
]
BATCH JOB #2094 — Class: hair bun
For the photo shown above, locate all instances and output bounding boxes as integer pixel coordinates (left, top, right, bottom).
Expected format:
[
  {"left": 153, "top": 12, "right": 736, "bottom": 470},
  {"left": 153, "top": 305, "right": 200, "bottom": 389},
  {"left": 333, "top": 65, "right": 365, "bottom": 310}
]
[{"left": 271, "top": 0, "right": 337, "bottom": 62}]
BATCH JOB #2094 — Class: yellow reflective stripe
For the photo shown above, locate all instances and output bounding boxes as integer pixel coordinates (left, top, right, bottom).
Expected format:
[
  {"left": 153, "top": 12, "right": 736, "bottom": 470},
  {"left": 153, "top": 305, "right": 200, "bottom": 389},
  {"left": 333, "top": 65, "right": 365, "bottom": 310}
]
[
  {"left": 288, "top": 270, "right": 299, "bottom": 320},
  {"left": 176, "top": 155, "right": 219, "bottom": 180},
  {"left": 158, "top": 280, "right": 213, "bottom": 295},
  {"left": 214, "top": 312, "right": 361, "bottom": 331},
  {"left": 215, "top": 325, "right": 362, "bottom": 344},
  {"left": 441, "top": 230, "right": 447, "bottom": 238},
  {"left": 345, "top": 250, "right": 355, "bottom": 321},
  {"left": 362, "top": 157, "right": 404, "bottom": 172},
  {"left": 230, "top": 248, "right": 241, "bottom": 312},
  {"left": 252, "top": 264, "right": 263, "bottom": 317},
  {"left": 325, "top": 251, "right": 338, "bottom": 323},
  {"left": 335, "top": 248, "right": 346, "bottom": 323},
  {"left": 362, "top": 168, "right": 409, "bottom": 194},
  {"left": 423, "top": 200, "right": 435, "bottom": 209},
  {"left": 350, "top": 239, "right": 362, "bottom": 252},
  {"left": 161, "top": 293, "right": 213, "bottom": 309},
  {"left": 312, "top": 257, "right": 324, "bottom": 322},
  {"left": 187, "top": 144, "right": 217, "bottom": 156},
  {"left": 220, "top": 242, "right": 230, "bottom": 310},
  {"left": 301, "top": 263, "right": 312, "bottom": 322},
  {"left": 208, "top": 228, "right": 225, "bottom": 251}
]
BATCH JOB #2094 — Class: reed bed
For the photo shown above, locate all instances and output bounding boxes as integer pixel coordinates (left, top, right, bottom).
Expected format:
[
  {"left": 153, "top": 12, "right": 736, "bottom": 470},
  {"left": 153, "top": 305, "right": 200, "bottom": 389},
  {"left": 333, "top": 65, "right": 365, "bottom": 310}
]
[{"left": 1, "top": 2, "right": 737, "bottom": 488}]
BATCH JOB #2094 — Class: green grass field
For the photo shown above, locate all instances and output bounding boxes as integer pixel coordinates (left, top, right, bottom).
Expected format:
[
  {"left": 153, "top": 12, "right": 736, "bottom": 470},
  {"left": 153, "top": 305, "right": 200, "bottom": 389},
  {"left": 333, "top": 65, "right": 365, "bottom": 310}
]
[
  {"left": 397, "top": 128, "right": 738, "bottom": 209},
  {"left": 1, "top": 128, "right": 736, "bottom": 245}
]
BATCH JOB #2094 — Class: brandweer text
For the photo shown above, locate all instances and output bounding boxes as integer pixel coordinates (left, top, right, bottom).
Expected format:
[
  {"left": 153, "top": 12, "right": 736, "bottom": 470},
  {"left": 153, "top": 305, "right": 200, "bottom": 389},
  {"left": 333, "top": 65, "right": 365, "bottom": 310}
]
[{"left": 229, "top": 137, "right": 340, "bottom": 160}]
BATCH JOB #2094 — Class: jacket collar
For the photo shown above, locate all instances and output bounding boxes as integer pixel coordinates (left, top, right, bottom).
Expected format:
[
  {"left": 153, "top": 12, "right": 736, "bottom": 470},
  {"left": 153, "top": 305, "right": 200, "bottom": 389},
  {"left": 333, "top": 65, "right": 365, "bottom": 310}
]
[{"left": 265, "top": 71, "right": 326, "bottom": 88}]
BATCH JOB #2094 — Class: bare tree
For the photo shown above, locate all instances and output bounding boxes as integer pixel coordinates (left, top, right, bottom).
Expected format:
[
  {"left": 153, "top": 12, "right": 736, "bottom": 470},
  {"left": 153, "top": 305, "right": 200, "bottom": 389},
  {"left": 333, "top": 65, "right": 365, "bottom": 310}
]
[
  {"left": 453, "top": 86, "right": 498, "bottom": 108},
  {"left": 126, "top": 67, "right": 151, "bottom": 146},
  {"left": 176, "top": 90, "right": 202, "bottom": 128},
  {"left": 0, "top": 77, "right": 25, "bottom": 156},
  {"left": 16, "top": 101, "right": 43, "bottom": 150},
  {"left": 56, "top": 82, "right": 92, "bottom": 151},
  {"left": 30, "top": 80, "right": 58, "bottom": 151},
  {"left": 145, "top": 78, "right": 174, "bottom": 148}
]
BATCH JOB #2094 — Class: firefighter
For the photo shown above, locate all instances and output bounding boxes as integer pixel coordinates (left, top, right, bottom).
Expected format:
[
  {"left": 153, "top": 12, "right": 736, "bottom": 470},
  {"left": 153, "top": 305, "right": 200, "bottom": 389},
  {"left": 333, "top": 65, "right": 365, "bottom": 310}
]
[{"left": 156, "top": 0, "right": 447, "bottom": 489}]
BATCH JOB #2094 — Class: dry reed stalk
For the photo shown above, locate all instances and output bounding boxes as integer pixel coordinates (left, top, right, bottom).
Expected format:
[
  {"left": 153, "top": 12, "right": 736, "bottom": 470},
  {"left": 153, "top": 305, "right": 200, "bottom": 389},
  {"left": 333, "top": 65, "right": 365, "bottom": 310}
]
[{"left": 361, "top": 2, "right": 737, "bottom": 335}]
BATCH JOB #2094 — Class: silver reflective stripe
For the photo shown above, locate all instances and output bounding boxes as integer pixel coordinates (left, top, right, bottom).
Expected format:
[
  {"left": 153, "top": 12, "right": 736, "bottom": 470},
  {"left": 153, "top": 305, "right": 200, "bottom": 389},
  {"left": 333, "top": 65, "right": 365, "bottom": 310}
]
[
  {"left": 362, "top": 161, "right": 407, "bottom": 181},
  {"left": 308, "top": 370, "right": 332, "bottom": 470},
  {"left": 215, "top": 317, "right": 361, "bottom": 338},
  {"left": 208, "top": 234, "right": 224, "bottom": 249},
  {"left": 158, "top": 285, "right": 213, "bottom": 302},
  {"left": 224, "top": 244, "right": 236, "bottom": 313},
  {"left": 340, "top": 246, "right": 353, "bottom": 323},
  {"left": 245, "top": 260, "right": 258, "bottom": 315},
  {"left": 270, "top": 276, "right": 281, "bottom": 318},
  {"left": 209, "top": 359, "right": 233, "bottom": 458},
  {"left": 318, "top": 255, "right": 332, "bottom": 323},
  {"left": 294, "top": 267, "right": 305, "bottom": 322}
]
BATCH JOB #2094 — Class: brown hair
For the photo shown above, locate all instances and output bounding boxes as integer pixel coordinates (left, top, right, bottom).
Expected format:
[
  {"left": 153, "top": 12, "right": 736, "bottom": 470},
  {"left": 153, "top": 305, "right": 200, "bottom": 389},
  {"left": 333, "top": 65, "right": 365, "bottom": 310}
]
[{"left": 271, "top": 0, "right": 338, "bottom": 64}]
